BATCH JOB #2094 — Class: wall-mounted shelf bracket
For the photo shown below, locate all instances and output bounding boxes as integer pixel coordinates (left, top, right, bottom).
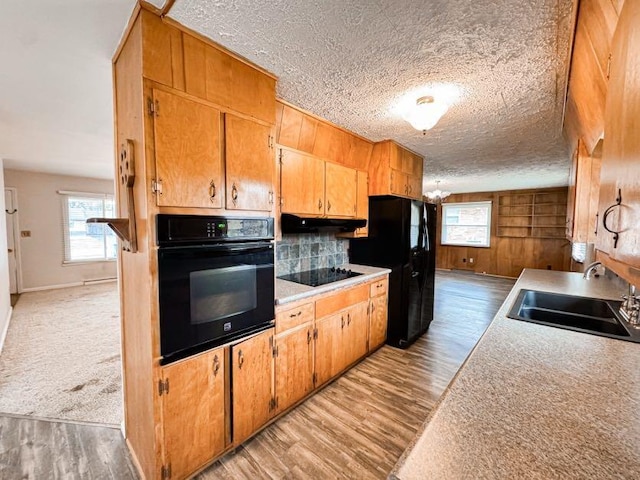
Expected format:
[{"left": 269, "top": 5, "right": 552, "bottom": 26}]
[{"left": 87, "top": 139, "right": 138, "bottom": 252}]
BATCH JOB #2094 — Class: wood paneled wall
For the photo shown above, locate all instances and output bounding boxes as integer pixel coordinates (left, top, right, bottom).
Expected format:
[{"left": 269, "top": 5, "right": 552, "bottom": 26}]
[{"left": 436, "top": 188, "right": 571, "bottom": 278}]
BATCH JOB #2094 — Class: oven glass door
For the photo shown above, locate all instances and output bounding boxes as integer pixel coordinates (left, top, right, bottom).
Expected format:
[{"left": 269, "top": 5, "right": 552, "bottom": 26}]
[{"left": 158, "top": 242, "right": 274, "bottom": 360}]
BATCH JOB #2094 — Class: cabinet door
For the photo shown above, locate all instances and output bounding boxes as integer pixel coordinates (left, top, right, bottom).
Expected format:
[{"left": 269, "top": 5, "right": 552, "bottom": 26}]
[
  {"left": 597, "top": 0, "right": 640, "bottom": 267},
  {"left": 153, "top": 89, "right": 223, "bottom": 208},
  {"left": 314, "top": 313, "right": 342, "bottom": 386},
  {"left": 280, "top": 149, "right": 325, "bottom": 216},
  {"left": 369, "top": 294, "right": 388, "bottom": 351},
  {"left": 407, "top": 175, "right": 422, "bottom": 200},
  {"left": 232, "top": 329, "right": 274, "bottom": 444},
  {"left": 226, "top": 114, "right": 275, "bottom": 212},
  {"left": 161, "top": 348, "right": 225, "bottom": 480},
  {"left": 325, "top": 162, "right": 357, "bottom": 217},
  {"left": 342, "top": 302, "right": 369, "bottom": 368},
  {"left": 389, "top": 170, "right": 407, "bottom": 197},
  {"left": 275, "top": 326, "right": 314, "bottom": 414}
]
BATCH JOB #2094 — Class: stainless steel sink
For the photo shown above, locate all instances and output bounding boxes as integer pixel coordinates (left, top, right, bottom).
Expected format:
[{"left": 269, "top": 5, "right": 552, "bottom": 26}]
[{"left": 507, "top": 289, "right": 640, "bottom": 343}]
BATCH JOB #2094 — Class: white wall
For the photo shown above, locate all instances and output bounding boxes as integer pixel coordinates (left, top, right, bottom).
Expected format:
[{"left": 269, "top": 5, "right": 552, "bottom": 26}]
[
  {"left": 3, "top": 169, "right": 117, "bottom": 291},
  {"left": 0, "top": 160, "right": 13, "bottom": 352}
]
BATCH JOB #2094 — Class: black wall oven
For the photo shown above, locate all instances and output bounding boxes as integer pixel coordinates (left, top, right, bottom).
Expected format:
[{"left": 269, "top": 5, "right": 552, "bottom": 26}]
[{"left": 157, "top": 214, "right": 275, "bottom": 364}]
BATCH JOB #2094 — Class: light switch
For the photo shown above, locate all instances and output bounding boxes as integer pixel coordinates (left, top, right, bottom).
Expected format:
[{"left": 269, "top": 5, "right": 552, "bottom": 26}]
[{"left": 20, "top": 230, "right": 31, "bottom": 238}]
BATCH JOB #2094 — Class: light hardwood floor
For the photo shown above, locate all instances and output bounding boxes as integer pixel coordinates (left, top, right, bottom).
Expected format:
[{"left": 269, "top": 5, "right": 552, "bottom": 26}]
[{"left": 0, "top": 270, "right": 515, "bottom": 480}]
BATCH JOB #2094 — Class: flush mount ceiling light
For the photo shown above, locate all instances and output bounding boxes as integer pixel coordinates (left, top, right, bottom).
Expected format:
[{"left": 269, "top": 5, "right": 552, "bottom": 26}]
[
  {"left": 426, "top": 180, "right": 451, "bottom": 203},
  {"left": 402, "top": 96, "right": 449, "bottom": 134}
]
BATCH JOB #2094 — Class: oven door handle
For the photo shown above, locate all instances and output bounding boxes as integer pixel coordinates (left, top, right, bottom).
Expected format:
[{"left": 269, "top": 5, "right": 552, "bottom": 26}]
[{"left": 161, "top": 242, "right": 273, "bottom": 254}]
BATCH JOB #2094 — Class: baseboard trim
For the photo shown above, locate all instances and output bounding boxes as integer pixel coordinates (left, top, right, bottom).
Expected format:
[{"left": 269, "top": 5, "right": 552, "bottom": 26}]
[
  {"left": 0, "top": 306, "right": 13, "bottom": 355},
  {"left": 21, "top": 278, "right": 117, "bottom": 292}
]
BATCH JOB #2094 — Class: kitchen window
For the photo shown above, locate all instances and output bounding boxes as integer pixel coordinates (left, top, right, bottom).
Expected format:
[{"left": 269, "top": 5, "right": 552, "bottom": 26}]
[
  {"left": 441, "top": 201, "right": 492, "bottom": 247},
  {"left": 60, "top": 192, "right": 117, "bottom": 262}
]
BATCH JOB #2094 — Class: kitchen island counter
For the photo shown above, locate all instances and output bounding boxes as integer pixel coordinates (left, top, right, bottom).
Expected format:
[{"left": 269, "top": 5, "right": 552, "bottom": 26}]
[{"left": 391, "top": 269, "right": 640, "bottom": 479}]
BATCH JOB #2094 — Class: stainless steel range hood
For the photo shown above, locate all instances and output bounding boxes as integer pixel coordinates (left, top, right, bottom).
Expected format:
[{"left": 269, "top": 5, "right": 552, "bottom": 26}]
[{"left": 281, "top": 214, "right": 366, "bottom": 233}]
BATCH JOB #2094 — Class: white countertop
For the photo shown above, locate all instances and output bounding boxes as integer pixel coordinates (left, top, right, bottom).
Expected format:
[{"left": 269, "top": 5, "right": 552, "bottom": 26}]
[
  {"left": 275, "top": 263, "right": 391, "bottom": 305},
  {"left": 391, "top": 269, "right": 640, "bottom": 479}
]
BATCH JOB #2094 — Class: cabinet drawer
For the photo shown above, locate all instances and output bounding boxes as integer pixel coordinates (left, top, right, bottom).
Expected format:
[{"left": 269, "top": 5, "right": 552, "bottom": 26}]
[
  {"left": 275, "top": 302, "right": 314, "bottom": 333},
  {"left": 369, "top": 277, "right": 388, "bottom": 297},
  {"left": 315, "top": 284, "right": 369, "bottom": 319}
]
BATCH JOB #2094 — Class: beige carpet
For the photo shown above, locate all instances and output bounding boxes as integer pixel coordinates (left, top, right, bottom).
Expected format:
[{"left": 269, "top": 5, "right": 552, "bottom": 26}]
[{"left": 0, "top": 282, "right": 122, "bottom": 425}]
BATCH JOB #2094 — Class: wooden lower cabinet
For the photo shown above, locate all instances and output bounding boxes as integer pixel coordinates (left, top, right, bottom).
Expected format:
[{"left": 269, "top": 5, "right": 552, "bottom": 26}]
[
  {"left": 340, "top": 301, "right": 369, "bottom": 369},
  {"left": 315, "top": 301, "right": 369, "bottom": 383},
  {"left": 231, "top": 329, "right": 274, "bottom": 444},
  {"left": 156, "top": 277, "right": 388, "bottom": 479},
  {"left": 314, "top": 312, "right": 343, "bottom": 386},
  {"left": 369, "top": 294, "right": 388, "bottom": 350},
  {"left": 274, "top": 325, "right": 314, "bottom": 414},
  {"left": 159, "top": 347, "right": 225, "bottom": 480}
]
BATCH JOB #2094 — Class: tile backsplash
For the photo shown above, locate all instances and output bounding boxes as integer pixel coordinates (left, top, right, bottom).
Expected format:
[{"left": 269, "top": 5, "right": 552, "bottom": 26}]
[{"left": 276, "top": 233, "right": 349, "bottom": 275}]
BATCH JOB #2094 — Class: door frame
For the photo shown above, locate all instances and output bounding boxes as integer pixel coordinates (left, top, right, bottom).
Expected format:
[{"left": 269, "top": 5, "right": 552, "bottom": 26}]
[{"left": 5, "top": 187, "right": 22, "bottom": 294}]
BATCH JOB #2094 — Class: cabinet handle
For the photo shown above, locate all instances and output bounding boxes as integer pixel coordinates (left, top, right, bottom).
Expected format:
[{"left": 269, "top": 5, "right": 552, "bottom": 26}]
[
  {"left": 318, "top": 199, "right": 323, "bottom": 210},
  {"left": 237, "top": 350, "right": 244, "bottom": 369},
  {"left": 307, "top": 330, "right": 312, "bottom": 344},
  {"left": 213, "top": 355, "right": 220, "bottom": 377},
  {"left": 371, "top": 302, "right": 375, "bottom": 313},
  {"left": 602, "top": 189, "right": 622, "bottom": 248},
  {"left": 289, "top": 310, "right": 302, "bottom": 318},
  {"left": 347, "top": 313, "right": 351, "bottom": 326},
  {"left": 341, "top": 315, "right": 345, "bottom": 329},
  {"left": 209, "top": 180, "right": 216, "bottom": 202},
  {"left": 408, "top": 184, "right": 412, "bottom": 194},
  {"left": 231, "top": 183, "right": 239, "bottom": 205},
  {"left": 594, "top": 212, "right": 599, "bottom": 236},
  {"left": 327, "top": 200, "right": 331, "bottom": 212}
]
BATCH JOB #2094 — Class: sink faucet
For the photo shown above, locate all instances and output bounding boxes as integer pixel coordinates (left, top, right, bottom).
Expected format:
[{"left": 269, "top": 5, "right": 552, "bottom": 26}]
[
  {"left": 583, "top": 261, "right": 602, "bottom": 280},
  {"left": 620, "top": 284, "right": 640, "bottom": 327}
]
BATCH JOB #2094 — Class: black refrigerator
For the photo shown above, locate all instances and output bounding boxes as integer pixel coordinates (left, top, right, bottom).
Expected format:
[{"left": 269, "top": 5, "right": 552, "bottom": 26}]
[{"left": 349, "top": 196, "right": 436, "bottom": 348}]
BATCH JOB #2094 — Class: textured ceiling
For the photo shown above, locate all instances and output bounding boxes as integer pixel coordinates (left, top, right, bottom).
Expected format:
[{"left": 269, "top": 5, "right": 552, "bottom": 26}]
[{"left": 170, "top": 0, "right": 575, "bottom": 194}]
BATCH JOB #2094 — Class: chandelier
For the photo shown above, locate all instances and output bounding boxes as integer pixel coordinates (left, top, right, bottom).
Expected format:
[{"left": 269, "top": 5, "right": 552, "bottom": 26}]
[{"left": 425, "top": 181, "right": 451, "bottom": 203}]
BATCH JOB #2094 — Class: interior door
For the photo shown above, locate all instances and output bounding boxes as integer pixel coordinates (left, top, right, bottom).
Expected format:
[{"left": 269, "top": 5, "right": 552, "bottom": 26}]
[{"left": 5, "top": 189, "right": 18, "bottom": 294}]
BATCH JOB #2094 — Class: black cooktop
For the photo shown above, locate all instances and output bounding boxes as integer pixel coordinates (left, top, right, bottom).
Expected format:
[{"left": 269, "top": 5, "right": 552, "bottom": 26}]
[{"left": 278, "top": 267, "right": 362, "bottom": 287}]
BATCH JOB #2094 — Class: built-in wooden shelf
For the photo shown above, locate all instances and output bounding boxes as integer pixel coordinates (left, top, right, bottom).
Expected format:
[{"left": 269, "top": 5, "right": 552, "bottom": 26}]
[{"left": 497, "top": 189, "right": 568, "bottom": 239}]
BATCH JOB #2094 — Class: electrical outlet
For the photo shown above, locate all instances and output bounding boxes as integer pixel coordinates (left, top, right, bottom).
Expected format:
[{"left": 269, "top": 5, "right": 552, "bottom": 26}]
[
  {"left": 469, "top": 258, "right": 474, "bottom": 264},
  {"left": 21, "top": 230, "right": 31, "bottom": 238}
]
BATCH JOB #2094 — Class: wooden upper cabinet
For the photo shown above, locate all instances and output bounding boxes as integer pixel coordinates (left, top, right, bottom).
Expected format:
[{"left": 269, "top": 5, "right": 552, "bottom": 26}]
[
  {"left": 226, "top": 114, "right": 275, "bottom": 212},
  {"left": 140, "top": 11, "right": 185, "bottom": 90},
  {"left": 369, "top": 140, "right": 423, "bottom": 200},
  {"left": 160, "top": 348, "right": 225, "bottom": 480},
  {"left": 152, "top": 89, "right": 223, "bottom": 208},
  {"left": 564, "top": 0, "right": 620, "bottom": 153},
  {"left": 181, "top": 30, "right": 276, "bottom": 124},
  {"left": 325, "top": 162, "right": 357, "bottom": 217},
  {"left": 275, "top": 101, "right": 373, "bottom": 170},
  {"left": 279, "top": 148, "right": 359, "bottom": 218},
  {"left": 596, "top": 0, "right": 640, "bottom": 268},
  {"left": 280, "top": 149, "right": 325, "bottom": 216},
  {"left": 231, "top": 329, "right": 274, "bottom": 445},
  {"left": 275, "top": 325, "right": 314, "bottom": 414},
  {"left": 567, "top": 140, "right": 602, "bottom": 243}
]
